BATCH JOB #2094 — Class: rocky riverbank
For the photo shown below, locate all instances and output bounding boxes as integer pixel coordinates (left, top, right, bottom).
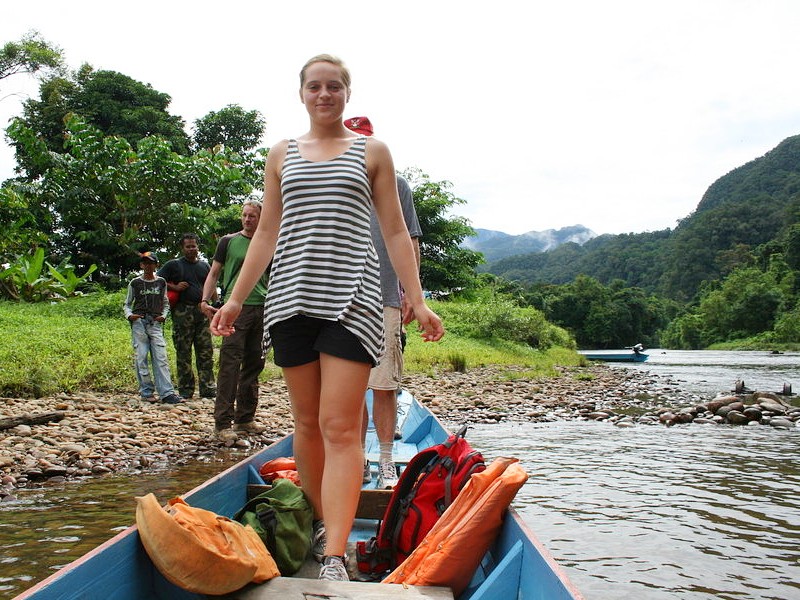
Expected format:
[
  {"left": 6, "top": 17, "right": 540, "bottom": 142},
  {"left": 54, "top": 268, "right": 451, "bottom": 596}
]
[{"left": 1, "top": 364, "right": 797, "bottom": 498}]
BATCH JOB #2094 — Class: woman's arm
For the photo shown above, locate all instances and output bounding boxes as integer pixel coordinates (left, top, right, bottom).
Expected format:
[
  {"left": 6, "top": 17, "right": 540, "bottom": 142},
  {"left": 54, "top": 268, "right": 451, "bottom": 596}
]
[
  {"left": 368, "top": 139, "right": 444, "bottom": 341},
  {"left": 210, "top": 141, "right": 287, "bottom": 336}
]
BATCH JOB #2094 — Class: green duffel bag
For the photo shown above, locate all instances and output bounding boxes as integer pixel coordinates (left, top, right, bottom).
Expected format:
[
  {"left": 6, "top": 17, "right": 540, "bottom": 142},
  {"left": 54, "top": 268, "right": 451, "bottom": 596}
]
[{"left": 234, "top": 478, "right": 313, "bottom": 576}]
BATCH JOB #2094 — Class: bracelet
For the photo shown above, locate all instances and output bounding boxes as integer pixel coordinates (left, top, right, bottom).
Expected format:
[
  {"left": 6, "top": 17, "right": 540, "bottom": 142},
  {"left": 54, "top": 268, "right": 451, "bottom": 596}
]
[{"left": 201, "top": 299, "right": 210, "bottom": 304}]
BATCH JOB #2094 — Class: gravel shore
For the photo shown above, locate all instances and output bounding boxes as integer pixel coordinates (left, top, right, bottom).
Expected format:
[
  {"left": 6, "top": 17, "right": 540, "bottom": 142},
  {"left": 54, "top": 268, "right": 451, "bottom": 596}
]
[{"left": 1, "top": 364, "right": 796, "bottom": 496}]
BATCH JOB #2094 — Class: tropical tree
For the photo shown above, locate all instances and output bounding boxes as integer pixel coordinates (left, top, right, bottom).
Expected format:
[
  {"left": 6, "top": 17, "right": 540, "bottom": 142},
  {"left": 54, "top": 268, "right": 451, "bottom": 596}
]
[
  {"left": 402, "top": 167, "right": 482, "bottom": 293},
  {"left": 6, "top": 114, "right": 264, "bottom": 280},
  {"left": 698, "top": 267, "right": 785, "bottom": 342},
  {"left": 0, "top": 185, "right": 49, "bottom": 260},
  {"left": 530, "top": 274, "right": 671, "bottom": 348},
  {"left": 12, "top": 66, "right": 190, "bottom": 178},
  {"left": 0, "top": 30, "right": 63, "bottom": 83},
  {"left": 193, "top": 104, "right": 265, "bottom": 154},
  {"left": 784, "top": 223, "right": 800, "bottom": 271}
]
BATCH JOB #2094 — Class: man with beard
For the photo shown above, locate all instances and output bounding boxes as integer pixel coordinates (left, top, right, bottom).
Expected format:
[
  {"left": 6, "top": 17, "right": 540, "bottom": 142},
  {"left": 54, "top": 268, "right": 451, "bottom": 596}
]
[{"left": 201, "top": 200, "right": 270, "bottom": 441}]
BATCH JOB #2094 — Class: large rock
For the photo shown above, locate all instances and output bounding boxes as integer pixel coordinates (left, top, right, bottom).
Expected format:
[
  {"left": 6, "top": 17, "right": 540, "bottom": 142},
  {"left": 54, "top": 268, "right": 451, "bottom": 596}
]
[
  {"left": 726, "top": 411, "right": 750, "bottom": 425},
  {"left": 759, "top": 400, "right": 787, "bottom": 415},
  {"left": 705, "top": 396, "right": 739, "bottom": 413}
]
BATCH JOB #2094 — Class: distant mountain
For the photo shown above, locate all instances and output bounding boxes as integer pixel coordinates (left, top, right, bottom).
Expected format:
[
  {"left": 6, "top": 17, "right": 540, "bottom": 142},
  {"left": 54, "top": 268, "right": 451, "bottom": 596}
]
[
  {"left": 464, "top": 225, "right": 596, "bottom": 262},
  {"left": 484, "top": 133, "right": 800, "bottom": 301}
]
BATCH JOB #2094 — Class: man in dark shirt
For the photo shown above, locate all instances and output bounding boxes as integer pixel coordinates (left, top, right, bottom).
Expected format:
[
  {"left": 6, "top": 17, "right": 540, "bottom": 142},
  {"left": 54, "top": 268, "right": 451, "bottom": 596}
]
[{"left": 159, "top": 233, "right": 216, "bottom": 400}]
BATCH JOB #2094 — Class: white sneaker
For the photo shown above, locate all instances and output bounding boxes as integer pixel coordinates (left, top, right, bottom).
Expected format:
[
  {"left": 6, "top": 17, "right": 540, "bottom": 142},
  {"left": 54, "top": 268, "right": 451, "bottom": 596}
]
[
  {"left": 319, "top": 555, "right": 349, "bottom": 581},
  {"left": 377, "top": 459, "right": 398, "bottom": 489},
  {"left": 362, "top": 459, "right": 372, "bottom": 484}
]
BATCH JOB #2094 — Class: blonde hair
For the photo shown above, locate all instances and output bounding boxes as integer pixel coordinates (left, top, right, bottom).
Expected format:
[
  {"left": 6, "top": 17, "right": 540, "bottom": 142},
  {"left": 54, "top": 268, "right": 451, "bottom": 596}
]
[
  {"left": 299, "top": 54, "right": 351, "bottom": 89},
  {"left": 243, "top": 195, "right": 262, "bottom": 211}
]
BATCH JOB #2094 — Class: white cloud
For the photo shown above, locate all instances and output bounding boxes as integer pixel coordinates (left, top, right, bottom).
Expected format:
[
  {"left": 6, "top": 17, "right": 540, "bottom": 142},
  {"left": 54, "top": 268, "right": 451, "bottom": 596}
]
[{"left": 2, "top": 0, "right": 800, "bottom": 235}]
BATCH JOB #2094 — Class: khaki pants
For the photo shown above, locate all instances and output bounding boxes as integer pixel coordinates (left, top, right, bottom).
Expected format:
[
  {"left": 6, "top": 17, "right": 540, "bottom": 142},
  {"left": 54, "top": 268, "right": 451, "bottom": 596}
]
[{"left": 214, "top": 304, "right": 266, "bottom": 429}]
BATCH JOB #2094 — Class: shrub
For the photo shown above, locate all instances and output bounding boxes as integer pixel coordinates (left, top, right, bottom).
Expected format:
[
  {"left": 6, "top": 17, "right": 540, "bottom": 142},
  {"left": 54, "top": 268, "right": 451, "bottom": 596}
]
[
  {"left": 772, "top": 306, "right": 800, "bottom": 343},
  {"left": 433, "top": 296, "right": 573, "bottom": 350},
  {"left": 447, "top": 352, "right": 467, "bottom": 372}
]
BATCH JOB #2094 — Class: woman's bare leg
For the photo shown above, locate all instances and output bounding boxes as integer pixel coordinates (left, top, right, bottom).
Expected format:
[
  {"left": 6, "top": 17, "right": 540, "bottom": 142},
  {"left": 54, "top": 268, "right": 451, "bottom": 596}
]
[
  {"left": 317, "top": 353, "right": 370, "bottom": 556},
  {"left": 282, "top": 360, "right": 324, "bottom": 518}
]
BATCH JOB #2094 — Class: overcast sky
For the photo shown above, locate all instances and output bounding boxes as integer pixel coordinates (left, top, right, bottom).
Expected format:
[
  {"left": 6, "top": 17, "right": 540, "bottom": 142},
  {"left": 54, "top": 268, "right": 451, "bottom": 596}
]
[{"left": 3, "top": 0, "right": 800, "bottom": 236}]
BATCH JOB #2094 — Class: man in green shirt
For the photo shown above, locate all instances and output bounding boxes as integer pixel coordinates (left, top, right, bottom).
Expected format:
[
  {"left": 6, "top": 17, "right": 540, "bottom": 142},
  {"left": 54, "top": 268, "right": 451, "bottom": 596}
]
[{"left": 201, "top": 199, "right": 270, "bottom": 442}]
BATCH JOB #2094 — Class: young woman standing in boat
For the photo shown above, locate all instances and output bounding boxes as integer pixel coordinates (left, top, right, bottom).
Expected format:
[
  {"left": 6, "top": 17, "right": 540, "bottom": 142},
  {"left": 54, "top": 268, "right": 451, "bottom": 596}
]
[{"left": 210, "top": 54, "right": 444, "bottom": 581}]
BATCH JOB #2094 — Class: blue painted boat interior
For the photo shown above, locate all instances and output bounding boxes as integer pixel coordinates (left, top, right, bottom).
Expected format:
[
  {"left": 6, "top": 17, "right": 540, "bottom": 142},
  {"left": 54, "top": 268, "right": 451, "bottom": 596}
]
[{"left": 16, "top": 390, "right": 582, "bottom": 600}]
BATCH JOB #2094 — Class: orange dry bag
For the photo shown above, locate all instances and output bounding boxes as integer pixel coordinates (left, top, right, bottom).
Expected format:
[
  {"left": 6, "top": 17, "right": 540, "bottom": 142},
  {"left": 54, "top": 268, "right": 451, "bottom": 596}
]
[{"left": 135, "top": 493, "right": 279, "bottom": 595}]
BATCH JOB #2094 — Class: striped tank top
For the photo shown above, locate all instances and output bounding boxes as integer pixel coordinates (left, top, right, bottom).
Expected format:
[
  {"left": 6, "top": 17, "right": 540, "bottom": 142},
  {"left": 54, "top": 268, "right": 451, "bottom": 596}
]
[{"left": 263, "top": 136, "right": 385, "bottom": 364}]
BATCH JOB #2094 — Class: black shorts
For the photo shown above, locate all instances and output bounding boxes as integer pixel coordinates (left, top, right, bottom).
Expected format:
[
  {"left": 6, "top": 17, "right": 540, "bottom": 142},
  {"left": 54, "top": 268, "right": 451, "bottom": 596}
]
[{"left": 270, "top": 315, "right": 373, "bottom": 367}]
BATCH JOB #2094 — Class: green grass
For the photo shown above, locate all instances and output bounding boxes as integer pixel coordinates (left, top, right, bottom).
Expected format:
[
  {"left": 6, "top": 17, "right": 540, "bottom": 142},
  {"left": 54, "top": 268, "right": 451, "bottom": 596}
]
[
  {"left": 0, "top": 294, "right": 136, "bottom": 396},
  {"left": 0, "top": 294, "right": 585, "bottom": 397},
  {"left": 708, "top": 339, "right": 800, "bottom": 351}
]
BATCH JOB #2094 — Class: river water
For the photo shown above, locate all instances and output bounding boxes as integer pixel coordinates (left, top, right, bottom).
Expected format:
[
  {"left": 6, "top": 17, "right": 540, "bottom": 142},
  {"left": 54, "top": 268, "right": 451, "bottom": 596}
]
[{"left": 1, "top": 351, "right": 798, "bottom": 599}]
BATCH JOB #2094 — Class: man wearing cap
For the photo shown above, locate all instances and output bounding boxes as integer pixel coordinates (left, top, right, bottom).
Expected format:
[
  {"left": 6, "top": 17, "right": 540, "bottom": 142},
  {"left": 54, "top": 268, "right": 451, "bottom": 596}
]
[
  {"left": 344, "top": 116, "right": 422, "bottom": 489},
  {"left": 123, "top": 251, "right": 183, "bottom": 404}
]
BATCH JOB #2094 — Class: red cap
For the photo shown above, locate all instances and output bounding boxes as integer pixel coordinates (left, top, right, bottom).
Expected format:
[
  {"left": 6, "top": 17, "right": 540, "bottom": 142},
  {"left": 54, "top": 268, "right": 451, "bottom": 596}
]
[{"left": 344, "top": 116, "right": 373, "bottom": 136}]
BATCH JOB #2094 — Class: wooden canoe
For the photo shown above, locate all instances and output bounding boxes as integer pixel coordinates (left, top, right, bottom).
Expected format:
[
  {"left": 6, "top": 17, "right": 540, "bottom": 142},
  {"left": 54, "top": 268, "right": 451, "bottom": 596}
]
[{"left": 14, "top": 390, "right": 584, "bottom": 600}]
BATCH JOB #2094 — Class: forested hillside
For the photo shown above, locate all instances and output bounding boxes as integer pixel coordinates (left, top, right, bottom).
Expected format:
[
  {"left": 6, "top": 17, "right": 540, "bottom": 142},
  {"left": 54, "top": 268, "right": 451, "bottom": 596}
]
[{"left": 487, "top": 134, "right": 800, "bottom": 301}]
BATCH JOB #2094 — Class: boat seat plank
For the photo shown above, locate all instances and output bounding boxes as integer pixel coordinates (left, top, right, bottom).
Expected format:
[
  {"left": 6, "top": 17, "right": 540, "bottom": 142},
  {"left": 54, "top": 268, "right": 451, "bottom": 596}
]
[
  {"left": 220, "top": 577, "right": 454, "bottom": 599},
  {"left": 247, "top": 485, "right": 392, "bottom": 520},
  {"left": 364, "top": 441, "right": 417, "bottom": 463}
]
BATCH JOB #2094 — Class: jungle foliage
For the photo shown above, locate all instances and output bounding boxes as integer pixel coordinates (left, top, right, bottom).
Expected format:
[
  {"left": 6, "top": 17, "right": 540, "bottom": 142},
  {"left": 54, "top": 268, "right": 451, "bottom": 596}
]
[
  {"left": 11, "top": 65, "right": 192, "bottom": 177},
  {"left": 0, "top": 30, "right": 64, "bottom": 83},
  {"left": 192, "top": 104, "right": 266, "bottom": 154},
  {"left": 402, "top": 167, "right": 483, "bottom": 294},
  {"left": 5, "top": 114, "right": 264, "bottom": 283},
  {"left": 487, "top": 135, "right": 800, "bottom": 303},
  {"left": 483, "top": 134, "right": 800, "bottom": 348},
  {"left": 0, "top": 42, "right": 479, "bottom": 299}
]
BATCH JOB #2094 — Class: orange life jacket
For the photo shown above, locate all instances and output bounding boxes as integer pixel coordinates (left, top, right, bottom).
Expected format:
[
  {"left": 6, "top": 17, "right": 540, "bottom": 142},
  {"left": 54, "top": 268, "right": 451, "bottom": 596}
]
[
  {"left": 382, "top": 456, "right": 528, "bottom": 597},
  {"left": 259, "top": 456, "right": 301, "bottom": 485}
]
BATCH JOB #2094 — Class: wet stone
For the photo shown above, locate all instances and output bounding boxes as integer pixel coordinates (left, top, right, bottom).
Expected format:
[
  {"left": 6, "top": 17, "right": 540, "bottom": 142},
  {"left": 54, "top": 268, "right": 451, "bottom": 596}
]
[
  {"left": 1, "top": 366, "right": 797, "bottom": 490},
  {"left": 726, "top": 411, "right": 750, "bottom": 425}
]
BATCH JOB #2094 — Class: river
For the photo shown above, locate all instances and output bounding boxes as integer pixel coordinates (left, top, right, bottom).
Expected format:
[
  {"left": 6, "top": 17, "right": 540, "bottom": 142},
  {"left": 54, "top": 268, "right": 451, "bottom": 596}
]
[{"left": 1, "top": 350, "right": 798, "bottom": 599}]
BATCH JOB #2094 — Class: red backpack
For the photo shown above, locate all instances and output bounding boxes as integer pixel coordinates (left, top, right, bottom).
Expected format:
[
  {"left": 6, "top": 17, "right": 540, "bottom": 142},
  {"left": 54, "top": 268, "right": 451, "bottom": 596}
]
[{"left": 356, "top": 425, "right": 485, "bottom": 577}]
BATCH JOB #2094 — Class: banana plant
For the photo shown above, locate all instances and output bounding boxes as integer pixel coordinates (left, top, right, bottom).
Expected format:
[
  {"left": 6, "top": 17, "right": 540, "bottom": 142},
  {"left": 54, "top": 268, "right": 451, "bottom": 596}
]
[
  {"left": 46, "top": 259, "right": 97, "bottom": 297},
  {"left": 0, "top": 248, "right": 96, "bottom": 301},
  {"left": 0, "top": 247, "right": 49, "bottom": 301}
]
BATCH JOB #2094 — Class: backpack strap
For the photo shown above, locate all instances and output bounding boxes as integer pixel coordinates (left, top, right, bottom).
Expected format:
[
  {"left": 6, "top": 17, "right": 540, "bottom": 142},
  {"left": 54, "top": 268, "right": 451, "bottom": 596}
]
[
  {"left": 253, "top": 503, "right": 279, "bottom": 556},
  {"left": 378, "top": 448, "right": 437, "bottom": 539}
]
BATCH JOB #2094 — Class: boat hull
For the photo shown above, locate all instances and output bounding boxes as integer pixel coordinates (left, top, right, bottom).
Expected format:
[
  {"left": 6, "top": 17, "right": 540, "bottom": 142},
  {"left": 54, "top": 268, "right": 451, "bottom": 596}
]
[
  {"left": 579, "top": 350, "right": 649, "bottom": 362},
  {"left": 15, "top": 391, "right": 583, "bottom": 600}
]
